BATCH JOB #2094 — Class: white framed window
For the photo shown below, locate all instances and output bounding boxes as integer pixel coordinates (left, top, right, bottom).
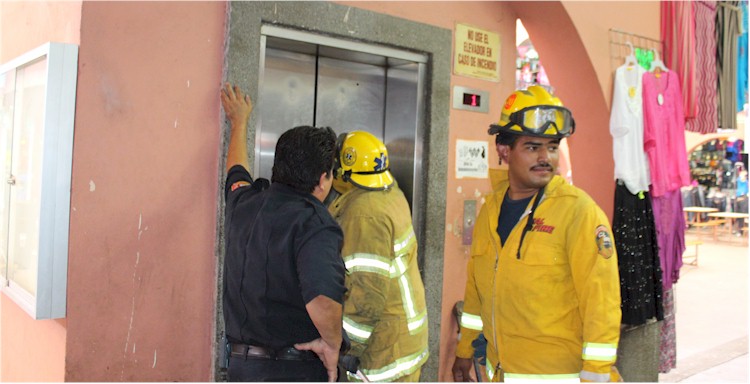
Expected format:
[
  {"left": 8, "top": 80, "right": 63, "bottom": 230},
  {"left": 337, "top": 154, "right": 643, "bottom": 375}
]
[{"left": 0, "top": 42, "right": 78, "bottom": 319}]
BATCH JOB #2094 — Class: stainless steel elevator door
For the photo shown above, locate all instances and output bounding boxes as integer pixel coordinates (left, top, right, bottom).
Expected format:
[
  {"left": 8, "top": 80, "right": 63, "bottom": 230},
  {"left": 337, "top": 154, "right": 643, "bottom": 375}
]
[
  {"left": 257, "top": 35, "right": 422, "bottom": 214},
  {"left": 316, "top": 57, "right": 385, "bottom": 136},
  {"left": 257, "top": 48, "right": 316, "bottom": 180},
  {"left": 383, "top": 63, "right": 419, "bottom": 214}
]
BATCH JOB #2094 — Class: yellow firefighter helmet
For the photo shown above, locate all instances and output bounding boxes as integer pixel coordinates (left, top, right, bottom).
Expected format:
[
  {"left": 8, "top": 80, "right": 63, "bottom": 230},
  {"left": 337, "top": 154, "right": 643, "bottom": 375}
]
[
  {"left": 488, "top": 85, "right": 575, "bottom": 139},
  {"left": 333, "top": 131, "right": 394, "bottom": 193}
]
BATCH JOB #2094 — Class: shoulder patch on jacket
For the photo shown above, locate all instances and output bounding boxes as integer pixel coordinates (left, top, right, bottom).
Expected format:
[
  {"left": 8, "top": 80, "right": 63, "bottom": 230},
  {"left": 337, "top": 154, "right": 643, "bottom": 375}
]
[
  {"left": 230, "top": 181, "right": 250, "bottom": 192},
  {"left": 595, "top": 225, "right": 614, "bottom": 259}
]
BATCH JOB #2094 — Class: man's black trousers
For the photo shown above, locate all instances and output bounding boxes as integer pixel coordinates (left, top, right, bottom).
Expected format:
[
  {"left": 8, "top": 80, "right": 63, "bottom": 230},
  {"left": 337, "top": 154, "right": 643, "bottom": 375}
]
[{"left": 227, "top": 356, "right": 328, "bottom": 382}]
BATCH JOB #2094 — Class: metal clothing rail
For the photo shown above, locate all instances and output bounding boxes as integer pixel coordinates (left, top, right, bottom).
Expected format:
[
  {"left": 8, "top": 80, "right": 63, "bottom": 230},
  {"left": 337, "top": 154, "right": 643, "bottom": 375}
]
[
  {"left": 609, "top": 28, "right": 662, "bottom": 45},
  {"left": 608, "top": 28, "right": 663, "bottom": 71}
]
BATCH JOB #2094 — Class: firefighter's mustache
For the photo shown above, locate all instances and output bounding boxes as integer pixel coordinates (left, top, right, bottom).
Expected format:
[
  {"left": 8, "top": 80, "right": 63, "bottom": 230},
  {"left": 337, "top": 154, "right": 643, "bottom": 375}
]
[{"left": 531, "top": 163, "right": 553, "bottom": 171}]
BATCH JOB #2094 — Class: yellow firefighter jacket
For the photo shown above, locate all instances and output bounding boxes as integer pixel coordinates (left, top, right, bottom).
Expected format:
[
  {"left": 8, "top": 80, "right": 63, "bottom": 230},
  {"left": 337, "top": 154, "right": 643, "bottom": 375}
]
[
  {"left": 457, "top": 170, "right": 621, "bottom": 382},
  {"left": 329, "top": 184, "right": 429, "bottom": 382}
]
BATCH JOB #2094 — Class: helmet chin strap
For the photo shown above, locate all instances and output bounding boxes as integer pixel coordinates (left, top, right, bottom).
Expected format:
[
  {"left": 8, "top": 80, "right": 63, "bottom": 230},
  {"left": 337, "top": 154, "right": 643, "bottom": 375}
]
[
  {"left": 345, "top": 168, "right": 393, "bottom": 191},
  {"left": 349, "top": 178, "right": 390, "bottom": 191}
]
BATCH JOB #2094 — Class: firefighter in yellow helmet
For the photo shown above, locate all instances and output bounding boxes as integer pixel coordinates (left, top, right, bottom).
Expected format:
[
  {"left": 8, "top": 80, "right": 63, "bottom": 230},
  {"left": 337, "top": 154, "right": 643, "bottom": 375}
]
[
  {"left": 452, "top": 86, "right": 623, "bottom": 382},
  {"left": 329, "top": 131, "right": 429, "bottom": 381}
]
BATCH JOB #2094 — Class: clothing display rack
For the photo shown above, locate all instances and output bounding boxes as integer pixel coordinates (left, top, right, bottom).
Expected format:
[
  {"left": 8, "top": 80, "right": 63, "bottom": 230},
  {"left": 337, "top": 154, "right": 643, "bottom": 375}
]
[{"left": 608, "top": 28, "right": 663, "bottom": 72}]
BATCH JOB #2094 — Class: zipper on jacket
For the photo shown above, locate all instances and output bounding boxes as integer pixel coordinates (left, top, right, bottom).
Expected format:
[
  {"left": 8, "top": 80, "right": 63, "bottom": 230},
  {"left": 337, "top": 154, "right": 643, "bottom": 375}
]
[
  {"left": 492, "top": 190, "right": 506, "bottom": 359},
  {"left": 491, "top": 243, "right": 499, "bottom": 371}
]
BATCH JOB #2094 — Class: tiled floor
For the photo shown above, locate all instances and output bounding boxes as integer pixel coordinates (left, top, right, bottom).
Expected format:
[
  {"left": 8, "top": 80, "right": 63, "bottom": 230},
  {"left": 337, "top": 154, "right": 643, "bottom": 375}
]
[
  {"left": 679, "top": 355, "right": 748, "bottom": 383},
  {"left": 658, "top": 229, "right": 748, "bottom": 383}
]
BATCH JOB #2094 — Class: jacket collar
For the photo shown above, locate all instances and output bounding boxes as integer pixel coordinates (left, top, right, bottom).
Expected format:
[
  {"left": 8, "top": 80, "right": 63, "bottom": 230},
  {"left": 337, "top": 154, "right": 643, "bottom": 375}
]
[
  {"left": 489, "top": 168, "right": 508, "bottom": 192},
  {"left": 270, "top": 182, "right": 325, "bottom": 206}
]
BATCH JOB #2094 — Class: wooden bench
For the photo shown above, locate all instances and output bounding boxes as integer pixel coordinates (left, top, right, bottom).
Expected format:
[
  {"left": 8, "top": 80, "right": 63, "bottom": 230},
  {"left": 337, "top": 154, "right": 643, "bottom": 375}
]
[
  {"left": 682, "top": 239, "right": 703, "bottom": 266},
  {"left": 690, "top": 219, "right": 728, "bottom": 240}
]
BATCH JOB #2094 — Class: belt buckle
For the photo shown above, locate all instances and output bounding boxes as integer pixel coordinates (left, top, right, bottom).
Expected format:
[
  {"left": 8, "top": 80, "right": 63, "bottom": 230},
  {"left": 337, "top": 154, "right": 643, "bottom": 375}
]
[
  {"left": 276, "top": 347, "right": 300, "bottom": 361},
  {"left": 277, "top": 347, "right": 315, "bottom": 361},
  {"left": 231, "top": 344, "right": 272, "bottom": 360}
]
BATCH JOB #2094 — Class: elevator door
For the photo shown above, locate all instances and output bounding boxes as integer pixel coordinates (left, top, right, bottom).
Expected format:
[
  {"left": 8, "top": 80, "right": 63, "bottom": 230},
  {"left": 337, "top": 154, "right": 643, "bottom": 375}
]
[{"left": 257, "top": 29, "right": 426, "bottom": 236}]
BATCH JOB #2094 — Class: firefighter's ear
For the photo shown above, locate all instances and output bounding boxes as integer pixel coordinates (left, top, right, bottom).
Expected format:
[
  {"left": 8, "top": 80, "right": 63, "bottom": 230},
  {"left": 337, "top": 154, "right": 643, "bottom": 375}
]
[{"left": 496, "top": 142, "right": 509, "bottom": 165}]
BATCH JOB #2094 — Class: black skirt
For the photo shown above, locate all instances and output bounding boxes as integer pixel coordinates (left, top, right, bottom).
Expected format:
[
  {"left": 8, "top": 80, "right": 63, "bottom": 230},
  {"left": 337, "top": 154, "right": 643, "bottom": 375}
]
[{"left": 613, "top": 181, "right": 665, "bottom": 326}]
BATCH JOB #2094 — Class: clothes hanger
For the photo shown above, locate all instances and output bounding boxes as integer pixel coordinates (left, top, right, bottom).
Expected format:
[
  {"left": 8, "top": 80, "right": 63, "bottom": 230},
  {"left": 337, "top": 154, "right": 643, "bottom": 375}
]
[
  {"left": 624, "top": 42, "right": 638, "bottom": 67},
  {"left": 649, "top": 48, "right": 668, "bottom": 73}
]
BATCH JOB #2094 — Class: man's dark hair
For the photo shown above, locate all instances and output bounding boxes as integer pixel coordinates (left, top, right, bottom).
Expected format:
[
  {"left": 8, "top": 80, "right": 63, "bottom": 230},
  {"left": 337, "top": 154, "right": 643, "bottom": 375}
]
[
  {"left": 495, "top": 132, "right": 519, "bottom": 148},
  {"left": 495, "top": 133, "right": 560, "bottom": 148},
  {"left": 272, "top": 126, "right": 337, "bottom": 193}
]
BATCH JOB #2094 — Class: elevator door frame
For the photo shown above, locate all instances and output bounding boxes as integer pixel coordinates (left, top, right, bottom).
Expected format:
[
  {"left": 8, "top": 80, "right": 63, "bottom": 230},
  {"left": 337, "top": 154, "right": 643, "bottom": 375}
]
[
  {"left": 257, "top": 25, "right": 428, "bottom": 243},
  {"left": 223, "top": 4, "right": 451, "bottom": 380}
]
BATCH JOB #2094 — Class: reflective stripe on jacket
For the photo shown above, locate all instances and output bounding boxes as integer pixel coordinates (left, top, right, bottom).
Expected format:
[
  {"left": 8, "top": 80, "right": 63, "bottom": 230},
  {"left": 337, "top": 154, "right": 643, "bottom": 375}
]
[
  {"left": 330, "top": 184, "right": 429, "bottom": 381},
  {"left": 457, "top": 170, "right": 621, "bottom": 381}
]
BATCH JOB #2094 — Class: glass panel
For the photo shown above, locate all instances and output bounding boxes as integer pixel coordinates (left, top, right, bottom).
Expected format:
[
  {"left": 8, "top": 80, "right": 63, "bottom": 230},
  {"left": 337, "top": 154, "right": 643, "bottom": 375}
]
[
  {"left": 7, "top": 57, "right": 46, "bottom": 295},
  {"left": 0, "top": 69, "right": 16, "bottom": 283}
]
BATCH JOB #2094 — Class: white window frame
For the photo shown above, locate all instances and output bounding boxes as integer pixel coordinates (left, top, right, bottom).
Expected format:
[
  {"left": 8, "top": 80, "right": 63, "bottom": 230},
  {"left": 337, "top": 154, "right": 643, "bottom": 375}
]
[{"left": 0, "top": 42, "right": 78, "bottom": 319}]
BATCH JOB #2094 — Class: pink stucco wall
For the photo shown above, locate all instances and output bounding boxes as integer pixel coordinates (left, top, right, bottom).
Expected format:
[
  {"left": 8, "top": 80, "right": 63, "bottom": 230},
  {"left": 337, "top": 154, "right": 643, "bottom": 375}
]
[
  {"left": 0, "top": 1, "right": 81, "bottom": 381},
  {"left": 61, "top": 1, "right": 226, "bottom": 381},
  {"left": 0, "top": 1, "right": 81, "bottom": 63},
  {"left": 1, "top": 295, "right": 67, "bottom": 381},
  {"left": 563, "top": 1, "right": 660, "bottom": 107}
]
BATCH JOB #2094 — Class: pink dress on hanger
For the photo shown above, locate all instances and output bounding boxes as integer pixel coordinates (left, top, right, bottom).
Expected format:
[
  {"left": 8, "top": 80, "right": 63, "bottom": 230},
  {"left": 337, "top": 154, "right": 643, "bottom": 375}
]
[
  {"left": 642, "top": 70, "right": 691, "bottom": 198},
  {"left": 643, "top": 69, "right": 689, "bottom": 291},
  {"left": 643, "top": 69, "right": 690, "bottom": 375}
]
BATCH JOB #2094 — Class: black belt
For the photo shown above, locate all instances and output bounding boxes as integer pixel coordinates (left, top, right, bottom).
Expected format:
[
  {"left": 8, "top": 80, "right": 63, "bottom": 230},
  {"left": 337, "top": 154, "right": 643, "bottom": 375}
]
[{"left": 230, "top": 343, "right": 319, "bottom": 361}]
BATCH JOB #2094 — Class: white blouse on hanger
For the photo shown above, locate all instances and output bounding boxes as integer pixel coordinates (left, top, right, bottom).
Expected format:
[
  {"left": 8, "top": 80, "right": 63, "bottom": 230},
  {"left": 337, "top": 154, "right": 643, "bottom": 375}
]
[{"left": 610, "top": 63, "right": 651, "bottom": 195}]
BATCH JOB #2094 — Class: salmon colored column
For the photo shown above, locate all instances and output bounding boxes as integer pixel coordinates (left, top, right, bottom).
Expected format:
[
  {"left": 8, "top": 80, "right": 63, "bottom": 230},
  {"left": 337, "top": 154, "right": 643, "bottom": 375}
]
[{"left": 64, "top": 2, "right": 225, "bottom": 381}]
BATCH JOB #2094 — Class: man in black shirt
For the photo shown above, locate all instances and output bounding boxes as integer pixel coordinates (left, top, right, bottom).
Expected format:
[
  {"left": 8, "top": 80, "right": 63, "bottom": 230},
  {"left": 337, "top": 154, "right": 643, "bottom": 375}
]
[{"left": 221, "top": 83, "right": 346, "bottom": 382}]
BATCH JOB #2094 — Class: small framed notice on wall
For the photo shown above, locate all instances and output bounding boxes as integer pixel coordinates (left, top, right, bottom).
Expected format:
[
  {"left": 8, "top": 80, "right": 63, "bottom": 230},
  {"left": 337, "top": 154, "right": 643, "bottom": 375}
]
[
  {"left": 456, "top": 139, "right": 489, "bottom": 179},
  {"left": 454, "top": 23, "right": 500, "bottom": 82}
]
